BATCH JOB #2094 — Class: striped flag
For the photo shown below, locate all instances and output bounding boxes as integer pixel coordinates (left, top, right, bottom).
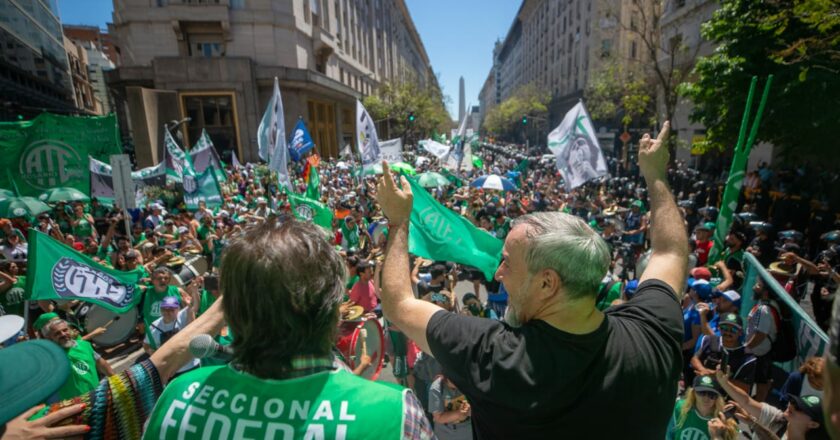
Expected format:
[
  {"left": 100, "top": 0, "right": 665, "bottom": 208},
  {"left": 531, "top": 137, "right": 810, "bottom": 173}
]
[{"left": 258, "top": 77, "right": 292, "bottom": 190}]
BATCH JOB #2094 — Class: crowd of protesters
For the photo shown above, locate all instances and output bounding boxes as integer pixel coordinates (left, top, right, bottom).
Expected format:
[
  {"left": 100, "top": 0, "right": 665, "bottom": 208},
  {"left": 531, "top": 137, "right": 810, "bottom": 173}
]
[{"left": 0, "top": 132, "right": 839, "bottom": 439}]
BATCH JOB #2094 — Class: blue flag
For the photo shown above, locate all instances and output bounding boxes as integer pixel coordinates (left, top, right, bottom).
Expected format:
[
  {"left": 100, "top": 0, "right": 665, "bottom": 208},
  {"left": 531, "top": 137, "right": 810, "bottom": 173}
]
[{"left": 288, "top": 119, "right": 315, "bottom": 162}]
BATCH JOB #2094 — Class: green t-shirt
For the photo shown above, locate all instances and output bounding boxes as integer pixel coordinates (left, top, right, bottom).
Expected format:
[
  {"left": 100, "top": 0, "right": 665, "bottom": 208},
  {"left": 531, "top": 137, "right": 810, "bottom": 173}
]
[
  {"left": 144, "top": 366, "right": 408, "bottom": 440},
  {"left": 595, "top": 281, "right": 623, "bottom": 311},
  {"left": 667, "top": 398, "right": 712, "bottom": 440},
  {"left": 197, "top": 289, "right": 217, "bottom": 317},
  {"left": 72, "top": 215, "right": 94, "bottom": 239},
  {"left": 0, "top": 275, "right": 26, "bottom": 316},
  {"left": 345, "top": 274, "right": 360, "bottom": 291},
  {"left": 57, "top": 338, "right": 100, "bottom": 400}
]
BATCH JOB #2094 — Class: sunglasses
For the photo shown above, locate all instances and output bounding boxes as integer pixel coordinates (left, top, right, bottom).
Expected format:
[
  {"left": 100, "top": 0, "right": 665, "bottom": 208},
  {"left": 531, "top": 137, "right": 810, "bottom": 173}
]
[
  {"left": 696, "top": 391, "right": 719, "bottom": 399},
  {"left": 720, "top": 325, "right": 740, "bottom": 333}
]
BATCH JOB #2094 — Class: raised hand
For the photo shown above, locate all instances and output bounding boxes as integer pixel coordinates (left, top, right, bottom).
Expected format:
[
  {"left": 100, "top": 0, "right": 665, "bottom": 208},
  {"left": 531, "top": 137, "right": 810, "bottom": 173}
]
[
  {"left": 638, "top": 121, "right": 670, "bottom": 181},
  {"left": 375, "top": 161, "right": 414, "bottom": 225}
]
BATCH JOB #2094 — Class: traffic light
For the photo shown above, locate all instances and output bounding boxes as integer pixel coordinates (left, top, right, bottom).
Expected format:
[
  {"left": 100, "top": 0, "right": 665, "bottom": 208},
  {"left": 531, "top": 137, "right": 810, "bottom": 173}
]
[
  {"left": 522, "top": 115, "right": 528, "bottom": 125},
  {"left": 407, "top": 111, "right": 416, "bottom": 123}
]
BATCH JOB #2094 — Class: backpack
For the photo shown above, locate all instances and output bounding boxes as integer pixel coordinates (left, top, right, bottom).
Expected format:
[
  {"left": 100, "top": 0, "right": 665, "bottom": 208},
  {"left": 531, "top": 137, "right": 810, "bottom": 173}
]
[{"left": 764, "top": 301, "right": 796, "bottom": 363}]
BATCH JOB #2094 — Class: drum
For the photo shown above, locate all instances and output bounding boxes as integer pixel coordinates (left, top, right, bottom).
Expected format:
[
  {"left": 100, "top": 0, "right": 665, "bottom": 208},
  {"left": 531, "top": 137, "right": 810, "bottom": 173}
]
[
  {"left": 336, "top": 317, "right": 385, "bottom": 381},
  {"left": 173, "top": 255, "right": 209, "bottom": 286},
  {"left": 76, "top": 304, "right": 139, "bottom": 347}
]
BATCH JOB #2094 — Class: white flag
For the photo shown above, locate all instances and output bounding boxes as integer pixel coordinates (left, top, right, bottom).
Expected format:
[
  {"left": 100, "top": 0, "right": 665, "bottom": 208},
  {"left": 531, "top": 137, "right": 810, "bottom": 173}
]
[
  {"left": 419, "top": 139, "right": 451, "bottom": 159},
  {"left": 547, "top": 101, "right": 609, "bottom": 190},
  {"left": 379, "top": 138, "right": 403, "bottom": 163},
  {"left": 356, "top": 100, "right": 381, "bottom": 171},
  {"left": 445, "top": 104, "right": 471, "bottom": 171},
  {"left": 257, "top": 77, "right": 286, "bottom": 162}
]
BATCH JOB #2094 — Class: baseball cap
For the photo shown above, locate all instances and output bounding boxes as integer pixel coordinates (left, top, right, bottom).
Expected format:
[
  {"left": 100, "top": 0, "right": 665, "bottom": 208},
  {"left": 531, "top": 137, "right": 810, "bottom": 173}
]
[
  {"left": 691, "top": 279, "right": 713, "bottom": 301},
  {"left": 462, "top": 293, "right": 479, "bottom": 304},
  {"left": 788, "top": 394, "right": 824, "bottom": 424},
  {"left": 720, "top": 290, "right": 741, "bottom": 307},
  {"left": 719, "top": 312, "right": 743, "bottom": 329},
  {"left": 160, "top": 296, "right": 181, "bottom": 309},
  {"left": 0, "top": 340, "right": 70, "bottom": 425},
  {"left": 32, "top": 312, "right": 59, "bottom": 332},
  {"left": 151, "top": 203, "right": 164, "bottom": 211},
  {"left": 624, "top": 280, "right": 639, "bottom": 298},
  {"left": 690, "top": 267, "right": 712, "bottom": 281},
  {"left": 631, "top": 200, "right": 644, "bottom": 208},
  {"left": 695, "top": 223, "right": 712, "bottom": 232},
  {"left": 692, "top": 375, "right": 722, "bottom": 396}
]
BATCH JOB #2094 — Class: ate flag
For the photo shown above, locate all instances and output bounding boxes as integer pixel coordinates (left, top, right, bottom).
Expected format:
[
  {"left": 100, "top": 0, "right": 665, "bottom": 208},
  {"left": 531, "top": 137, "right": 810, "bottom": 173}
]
[
  {"left": 406, "top": 176, "right": 502, "bottom": 280},
  {"left": 26, "top": 229, "right": 143, "bottom": 313}
]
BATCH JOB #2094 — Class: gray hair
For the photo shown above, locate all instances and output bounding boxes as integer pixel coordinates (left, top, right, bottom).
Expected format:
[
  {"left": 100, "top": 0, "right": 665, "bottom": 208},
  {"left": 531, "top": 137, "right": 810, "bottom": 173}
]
[
  {"left": 40, "top": 318, "right": 65, "bottom": 338},
  {"left": 512, "top": 212, "right": 610, "bottom": 300},
  {"left": 221, "top": 218, "right": 346, "bottom": 376}
]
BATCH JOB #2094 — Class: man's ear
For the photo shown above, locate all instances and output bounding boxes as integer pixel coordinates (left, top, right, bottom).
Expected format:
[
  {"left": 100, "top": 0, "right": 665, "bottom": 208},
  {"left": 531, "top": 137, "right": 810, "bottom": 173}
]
[{"left": 537, "top": 269, "right": 561, "bottom": 300}]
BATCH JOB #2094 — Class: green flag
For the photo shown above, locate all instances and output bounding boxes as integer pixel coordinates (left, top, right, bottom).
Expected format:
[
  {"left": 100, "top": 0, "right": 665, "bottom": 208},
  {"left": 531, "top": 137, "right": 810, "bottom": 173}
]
[
  {"left": 25, "top": 229, "right": 142, "bottom": 313},
  {"left": 406, "top": 176, "right": 502, "bottom": 280},
  {"left": 288, "top": 193, "right": 333, "bottom": 229},
  {"left": 305, "top": 163, "right": 321, "bottom": 201},
  {"left": 0, "top": 113, "right": 121, "bottom": 197},
  {"left": 471, "top": 155, "right": 484, "bottom": 169},
  {"left": 184, "top": 165, "right": 223, "bottom": 211},
  {"left": 514, "top": 158, "right": 530, "bottom": 173}
]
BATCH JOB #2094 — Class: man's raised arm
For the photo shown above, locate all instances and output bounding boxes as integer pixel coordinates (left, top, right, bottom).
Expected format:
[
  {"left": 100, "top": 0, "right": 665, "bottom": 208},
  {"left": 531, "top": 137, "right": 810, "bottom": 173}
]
[
  {"left": 376, "top": 161, "right": 442, "bottom": 354},
  {"left": 637, "top": 121, "right": 689, "bottom": 297}
]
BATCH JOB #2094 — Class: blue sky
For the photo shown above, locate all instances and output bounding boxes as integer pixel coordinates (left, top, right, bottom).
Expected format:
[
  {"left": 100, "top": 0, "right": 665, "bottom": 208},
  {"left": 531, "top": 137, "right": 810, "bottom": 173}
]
[{"left": 58, "top": 0, "right": 520, "bottom": 120}]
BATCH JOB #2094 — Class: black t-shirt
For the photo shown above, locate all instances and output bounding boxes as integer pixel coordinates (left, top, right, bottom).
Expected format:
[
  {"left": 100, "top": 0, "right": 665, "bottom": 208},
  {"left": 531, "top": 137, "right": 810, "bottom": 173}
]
[{"left": 426, "top": 280, "right": 683, "bottom": 439}]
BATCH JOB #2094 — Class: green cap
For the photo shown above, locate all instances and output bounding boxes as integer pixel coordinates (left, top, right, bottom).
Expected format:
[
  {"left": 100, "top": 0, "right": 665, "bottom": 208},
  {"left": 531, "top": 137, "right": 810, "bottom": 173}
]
[
  {"left": 33, "top": 312, "right": 59, "bottom": 332},
  {"left": 0, "top": 340, "right": 70, "bottom": 425},
  {"left": 631, "top": 200, "right": 644, "bottom": 208}
]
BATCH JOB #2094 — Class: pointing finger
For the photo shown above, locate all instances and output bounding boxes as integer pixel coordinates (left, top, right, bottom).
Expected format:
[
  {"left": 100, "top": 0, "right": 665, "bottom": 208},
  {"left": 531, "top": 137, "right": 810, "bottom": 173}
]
[
  {"left": 656, "top": 121, "right": 670, "bottom": 143},
  {"left": 381, "top": 160, "right": 395, "bottom": 190}
]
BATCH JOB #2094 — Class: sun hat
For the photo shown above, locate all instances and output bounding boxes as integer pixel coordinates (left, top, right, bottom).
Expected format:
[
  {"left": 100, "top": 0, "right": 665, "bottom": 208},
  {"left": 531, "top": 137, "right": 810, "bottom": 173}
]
[{"left": 0, "top": 340, "right": 70, "bottom": 425}]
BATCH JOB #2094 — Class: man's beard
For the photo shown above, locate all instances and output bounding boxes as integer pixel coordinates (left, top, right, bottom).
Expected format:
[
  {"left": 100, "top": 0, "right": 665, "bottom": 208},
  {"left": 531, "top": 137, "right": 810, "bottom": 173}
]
[
  {"left": 59, "top": 338, "right": 75, "bottom": 349},
  {"left": 504, "top": 274, "right": 533, "bottom": 328}
]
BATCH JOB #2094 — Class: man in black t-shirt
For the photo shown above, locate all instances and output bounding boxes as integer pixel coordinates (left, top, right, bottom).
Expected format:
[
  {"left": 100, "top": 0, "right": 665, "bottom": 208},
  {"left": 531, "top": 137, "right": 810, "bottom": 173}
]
[{"left": 375, "top": 122, "right": 687, "bottom": 439}]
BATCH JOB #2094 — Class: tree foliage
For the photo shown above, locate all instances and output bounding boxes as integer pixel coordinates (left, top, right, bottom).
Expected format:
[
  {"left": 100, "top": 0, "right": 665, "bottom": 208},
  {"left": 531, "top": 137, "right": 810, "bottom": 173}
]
[
  {"left": 681, "top": 0, "right": 840, "bottom": 161},
  {"left": 362, "top": 79, "right": 450, "bottom": 139},
  {"left": 481, "top": 83, "right": 550, "bottom": 140},
  {"left": 584, "top": 62, "right": 656, "bottom": 128}
]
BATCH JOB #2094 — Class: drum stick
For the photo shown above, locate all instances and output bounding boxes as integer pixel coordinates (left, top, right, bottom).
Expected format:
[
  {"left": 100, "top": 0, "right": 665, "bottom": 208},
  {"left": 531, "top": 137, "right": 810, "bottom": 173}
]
[
  {"left": 360, "top": 328, "right": 368, "bottom": 356},
  {"left": 101, "top": 315, "right": 121, "bottom": 329}
]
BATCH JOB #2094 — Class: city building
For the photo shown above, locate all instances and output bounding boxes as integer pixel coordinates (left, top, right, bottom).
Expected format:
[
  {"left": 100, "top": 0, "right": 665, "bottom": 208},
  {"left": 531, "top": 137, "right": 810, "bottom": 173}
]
[
  {"left": 63, "top": 35, "right": 100, "bottom": 114},
  {"left": 0, "top": 0, "right": 75, "bottom": 119},
  {"left": 63, "top": 26, "right": 118, "bottom": 116},
  {"left": 108, "top": 0, "right": 435, "bottom": 167},
  {"left": 478, "top": 0, "right": 653, "bottom": 143},
  {"left": 477, "top": 69, "right": 495, "bottom": 128}
]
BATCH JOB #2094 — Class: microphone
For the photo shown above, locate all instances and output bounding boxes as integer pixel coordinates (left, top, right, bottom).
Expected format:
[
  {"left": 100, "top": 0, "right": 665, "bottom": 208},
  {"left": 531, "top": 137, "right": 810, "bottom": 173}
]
[{"left": 189, "top": 334, "right": 234, "bottom": 360}]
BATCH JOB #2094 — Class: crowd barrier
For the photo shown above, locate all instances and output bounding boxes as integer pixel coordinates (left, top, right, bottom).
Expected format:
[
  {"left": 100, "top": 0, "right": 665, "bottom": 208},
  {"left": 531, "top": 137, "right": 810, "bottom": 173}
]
[{"left": 739, "top": 253, "right": 828, "bottom": 372}]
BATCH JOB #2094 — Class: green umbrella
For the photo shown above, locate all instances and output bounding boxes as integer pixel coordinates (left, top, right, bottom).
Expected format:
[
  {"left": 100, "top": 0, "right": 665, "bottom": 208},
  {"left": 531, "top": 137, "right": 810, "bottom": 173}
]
[
  {"left": 0, "top": 189, "right": 15, "bottom": 201},
  {"left": 361, "top": 162, "right": 417, "bottom": 176},
  {"left": 472, "top": 155, "right": 484, "bottom": 169},
  {"left": 417, "top": 172, "right": 450, "bottom": 188},
  {"left": 38, "top": 187, "right": 90, "bottom": 203},
  {"left": 0, "top": 197, "right": 51, "bottom": 218}
]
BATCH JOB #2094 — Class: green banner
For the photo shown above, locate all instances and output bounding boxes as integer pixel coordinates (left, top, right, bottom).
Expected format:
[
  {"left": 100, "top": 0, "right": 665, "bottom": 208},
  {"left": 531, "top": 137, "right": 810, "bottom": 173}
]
[
  {"left": 288, "top": 193, "right": 333, "bottom": 230},
  {"left": 305, "top": 164, "right": 321, "bottom": 201},
  {"left": 406, "top": 176, "right": 502, "bottom": 280},
  {"left": 184, "top": 165, "right": 223, "bottom": 211},
  {"left": 0, "top": 113, "right": 121, "bottom": 197},
  {"left": 25, "top": 229, "right": 142, "bottom": 313}
]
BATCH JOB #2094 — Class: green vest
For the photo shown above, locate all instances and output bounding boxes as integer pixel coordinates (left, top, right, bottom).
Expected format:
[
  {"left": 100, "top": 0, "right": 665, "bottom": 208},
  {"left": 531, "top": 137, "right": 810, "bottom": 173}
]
[
  {"left": 144, "top": 366, "right": 407, "bottom": 440},
  {"left": 669, "top": 399, "right": 712, "bottom": 440},
  {"left": 57, "top": 338, "right": 99, "bottom": 400}
]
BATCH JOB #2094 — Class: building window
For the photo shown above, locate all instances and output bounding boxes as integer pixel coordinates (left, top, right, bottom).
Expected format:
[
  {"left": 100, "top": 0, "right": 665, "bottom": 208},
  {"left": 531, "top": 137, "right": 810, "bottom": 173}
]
[
  {"left": 601, "top": 39, "right": 612, "bottom": 57},
  {"left": 230, "top": 0, "right": 244, "bottom": 9},
  {"left": 630, "top": 41, "right": 638, "bottom": 59},
  {"left": 181, "top": 93, "right": 240, "bottom": 160}
]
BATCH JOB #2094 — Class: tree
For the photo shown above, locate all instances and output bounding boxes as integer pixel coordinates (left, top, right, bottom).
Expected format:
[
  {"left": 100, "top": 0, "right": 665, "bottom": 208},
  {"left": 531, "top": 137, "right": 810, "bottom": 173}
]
[
  {"left": 681, "top": 0, "right": 840, "bottom": 162},
  {"left": 481, "top": 83, "right": 550, "bottom": 142},
  {"left": 604, "top": 0, "right": 701, "bottom": 158},
  {"left": 362, "top": 79, "right": 450, "bottom": 141},
  {"left": 584, "top": 62, "right": 656, "bottom": 129}
]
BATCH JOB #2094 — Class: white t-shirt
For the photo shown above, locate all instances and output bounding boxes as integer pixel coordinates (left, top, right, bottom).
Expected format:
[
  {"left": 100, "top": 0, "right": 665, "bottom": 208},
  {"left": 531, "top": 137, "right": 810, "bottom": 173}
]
[
  {"left": 145, "top": 308, "right": 199, "bottom": 373},
  {"left": 758, "top": 403, "right": 786, "bottom": 439},
  {"left": 747, "top": 301, "right": 777, "bottom": 356}
]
